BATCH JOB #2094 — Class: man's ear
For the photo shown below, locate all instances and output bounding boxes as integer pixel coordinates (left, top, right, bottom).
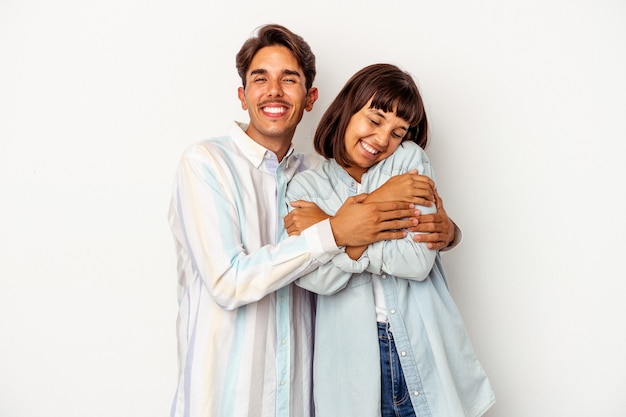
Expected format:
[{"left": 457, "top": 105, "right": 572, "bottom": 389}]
[
  {"left": 237, "top": 86, "right": 248, "bottom": 110},
  {"left": 304, "top": 87, "right": 318, "bottom": 112}
]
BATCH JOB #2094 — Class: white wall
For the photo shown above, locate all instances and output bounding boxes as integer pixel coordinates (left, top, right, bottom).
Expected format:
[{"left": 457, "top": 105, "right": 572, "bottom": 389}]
[{"left": 1, "top": 1, "right": 625, "bottom": 416}]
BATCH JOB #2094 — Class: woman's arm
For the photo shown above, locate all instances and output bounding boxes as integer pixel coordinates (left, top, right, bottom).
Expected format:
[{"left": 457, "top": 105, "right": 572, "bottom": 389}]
[
  {"left": 364, "top": 167, "right": 459, "bottom": 251},
  {"left": 362, "top": 143, "right": 440, "bottom": 279},
  {"left": 295, "top": 253, "right": 368, "bottom": 295},
  {"left": 284, "top": 178, "right": 457, "bottom": 250}
]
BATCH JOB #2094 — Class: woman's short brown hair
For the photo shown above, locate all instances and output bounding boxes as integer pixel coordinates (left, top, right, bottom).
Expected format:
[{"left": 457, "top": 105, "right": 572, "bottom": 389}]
[
  {"left": 314, "top": 63, "right": 429, "bottom": 167},
  {"left": 235, "top": 24, "right": 316, "bottom": 91}
]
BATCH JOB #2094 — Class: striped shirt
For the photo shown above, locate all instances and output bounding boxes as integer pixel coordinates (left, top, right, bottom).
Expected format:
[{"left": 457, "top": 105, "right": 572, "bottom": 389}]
[{"left": 168, "top": 121, "right": 341, "bottom": 417}]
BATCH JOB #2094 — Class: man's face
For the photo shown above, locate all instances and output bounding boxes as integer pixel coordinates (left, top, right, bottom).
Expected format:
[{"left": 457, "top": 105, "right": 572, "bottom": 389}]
[{"left": 238, "top": 45, "right": 318, "bottom": 148}]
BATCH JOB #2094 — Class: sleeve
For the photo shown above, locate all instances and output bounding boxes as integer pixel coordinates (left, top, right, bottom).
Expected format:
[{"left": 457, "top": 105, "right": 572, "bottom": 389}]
[
  {"left": 169, "top": 145, "right": 341, "bottom": 310},
  {"left": 295, "top": 254, "right": 366, "bottom": 295},
  {"left": 365, "top": 233, "right": 436, "bottom": 280},
  {"left": 366, "top": 144, "right": 438, "bottom": 280},
  {"left": 286, "top": 171, "right": 368, "bottom": 295}
]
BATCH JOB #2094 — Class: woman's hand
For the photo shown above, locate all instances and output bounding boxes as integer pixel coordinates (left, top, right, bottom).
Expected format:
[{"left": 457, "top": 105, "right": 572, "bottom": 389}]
[
  {"left": 284, "top": 201, "right": 330, "bottom": 236},
  {"left": 366, "top": 170, "right": 435, "bottom": 207}
]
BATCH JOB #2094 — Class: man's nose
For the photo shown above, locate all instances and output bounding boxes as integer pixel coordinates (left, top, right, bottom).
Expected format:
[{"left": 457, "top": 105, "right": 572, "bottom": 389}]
[{"left": 267, "top": 79, "right": 283, "bottom": 96}]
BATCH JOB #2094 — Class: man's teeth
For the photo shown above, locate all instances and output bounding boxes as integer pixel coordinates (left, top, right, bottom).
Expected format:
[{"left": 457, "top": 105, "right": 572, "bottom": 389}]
[
  {"left": 264, "top": 107, "right": 285, "bottom": 114},
  {"left": 361, "top": 141, "right": 379, "bottom": 155}
]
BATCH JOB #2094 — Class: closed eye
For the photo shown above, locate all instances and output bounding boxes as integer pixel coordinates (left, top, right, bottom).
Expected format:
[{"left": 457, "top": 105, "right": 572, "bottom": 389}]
[{"left": 393, "top": 130, "right": 407, "bottom": 139}]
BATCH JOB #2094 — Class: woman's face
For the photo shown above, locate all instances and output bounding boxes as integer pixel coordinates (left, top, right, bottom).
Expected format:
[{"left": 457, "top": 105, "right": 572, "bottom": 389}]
[{"left": 343, "top": 99, "right": 410, "bottom": 182}]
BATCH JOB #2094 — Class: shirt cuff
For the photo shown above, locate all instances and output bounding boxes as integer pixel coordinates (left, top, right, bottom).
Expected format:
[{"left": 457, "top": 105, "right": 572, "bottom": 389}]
[{"left": 301, "top": 218, "right": 342, "bottom": 263}]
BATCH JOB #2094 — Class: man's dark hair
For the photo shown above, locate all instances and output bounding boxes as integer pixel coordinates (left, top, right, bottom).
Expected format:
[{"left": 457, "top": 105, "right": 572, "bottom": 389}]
[{"left": 235, "top": 24, "right": 316, "bottom": 90}]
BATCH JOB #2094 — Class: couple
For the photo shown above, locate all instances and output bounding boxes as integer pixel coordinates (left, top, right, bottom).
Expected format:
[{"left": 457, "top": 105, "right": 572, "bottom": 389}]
[{"left": 168, "top": 24, "right": 494, "bottom": 417}]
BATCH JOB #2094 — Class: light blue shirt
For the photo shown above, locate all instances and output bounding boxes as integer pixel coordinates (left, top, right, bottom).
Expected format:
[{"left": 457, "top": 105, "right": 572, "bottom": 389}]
[{"left": 286, "top": 141, "right": 495, "bottom": 417}]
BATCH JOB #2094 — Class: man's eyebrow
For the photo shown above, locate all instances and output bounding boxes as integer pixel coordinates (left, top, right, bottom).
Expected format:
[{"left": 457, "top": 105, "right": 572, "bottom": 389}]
[
  {"left": 249, "top": 68, "right": 302, "bottom": 77},
  {"left": 282, "top": 69, "right": 301, "bottom": 77}
]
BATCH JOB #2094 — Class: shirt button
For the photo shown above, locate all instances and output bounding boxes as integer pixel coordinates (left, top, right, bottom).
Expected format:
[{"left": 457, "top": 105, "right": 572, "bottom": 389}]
[
  {"left": 281, "top": 339, "right": 286, "bottom": 345},
  {"left": 280, "top": 380, "right": 286, "bottom": 386},
  {"left": 414, "top": 391, "right": 420, "bottom": 396},
  {"left": 390, "top": 309, "right": 396, "bottom": 314},
  {"left": 280, "top": 296, "right": 285, "bottom": 302},
  {"left": 382, "top": 274, "right": 387, "bottom": 279},
  {"left": 401, "top": 351, "right": 407, "bottom": 357}
]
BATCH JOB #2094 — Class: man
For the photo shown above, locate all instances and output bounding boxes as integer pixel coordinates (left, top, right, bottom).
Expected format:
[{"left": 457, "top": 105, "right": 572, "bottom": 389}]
[{"left": 168, "top": 24, "right": 457, "bottom": 417}]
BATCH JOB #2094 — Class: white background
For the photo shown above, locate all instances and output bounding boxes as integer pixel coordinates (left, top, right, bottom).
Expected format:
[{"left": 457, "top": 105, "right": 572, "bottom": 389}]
[{"left": 1, "top": 1, "right": 625, "bottom": 416}]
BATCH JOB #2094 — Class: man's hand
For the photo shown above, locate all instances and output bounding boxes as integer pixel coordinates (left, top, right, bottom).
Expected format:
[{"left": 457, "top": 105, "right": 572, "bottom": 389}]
[
  {"left": 284, "top": 201, "right": 330, "bottom": 236},
  {"left": 411, "top": 191, "right": 456, "bottom": 250},
  {"left": 330, "top": 194, "right": 419, "bottom": 247}
]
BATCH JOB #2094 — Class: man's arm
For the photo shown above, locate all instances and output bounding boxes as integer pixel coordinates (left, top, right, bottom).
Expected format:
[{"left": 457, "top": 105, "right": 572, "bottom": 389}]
[
  {"left": 285, "top": 182, "right": 458, "bottom": 251},
  {"left": 284, "top": 196, "right": 420, "bottom": 246},
  {"left": 173, "top": 145, "right": 421, "bottom": 310},
  {"left": 328, "top": 194, "right": 420, "bottom": 246},
  {"left": 170, "top": 146, "right": 342, "bottom": 311}
]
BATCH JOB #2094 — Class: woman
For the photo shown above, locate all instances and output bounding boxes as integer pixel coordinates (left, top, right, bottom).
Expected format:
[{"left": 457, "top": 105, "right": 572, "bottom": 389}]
[{"left": 285, "top": 64, "right": 495, "bottom": 417}]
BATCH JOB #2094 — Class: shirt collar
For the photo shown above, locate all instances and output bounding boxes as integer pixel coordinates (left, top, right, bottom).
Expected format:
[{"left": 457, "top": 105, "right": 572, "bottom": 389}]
[
  {"left": 329, "top": 158, "right": 360, "bottom": 189},
  {"left": 230, "top": 121, "right": 295, "bottom": 169}
]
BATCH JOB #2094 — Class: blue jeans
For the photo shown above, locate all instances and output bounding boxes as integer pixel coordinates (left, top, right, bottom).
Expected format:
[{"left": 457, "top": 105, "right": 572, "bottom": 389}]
[{"left": 378, "top": 322, "right": 417, "bottom": 417}]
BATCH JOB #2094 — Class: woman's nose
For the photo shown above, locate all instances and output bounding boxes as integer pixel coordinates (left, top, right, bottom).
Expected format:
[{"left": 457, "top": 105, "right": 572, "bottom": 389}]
[{"left": 373, "top": 130, "right": 391, "bottom": 147}]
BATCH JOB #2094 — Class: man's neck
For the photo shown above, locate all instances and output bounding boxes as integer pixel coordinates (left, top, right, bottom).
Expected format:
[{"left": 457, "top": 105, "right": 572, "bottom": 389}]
[{"left": 246, "top": 132, "right": 293, "bottom": 162}]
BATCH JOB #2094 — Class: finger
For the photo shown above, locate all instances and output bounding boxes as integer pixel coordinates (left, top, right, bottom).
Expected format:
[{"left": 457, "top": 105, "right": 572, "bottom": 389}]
[
  {"left": 427, "top": 241, "right": 448, "bottom": 250},
  {"left": 380, "top": 218, "right": 419, "bottom": 231},
  {"left": 407, "top": 185, "right": 434, "bottom": 199},
  {"left": 374, "top": 201, "right": 415, "bottom": 212},
  {"left": 413, "top": 233, "right": 443, "bottom": 243},
  {"left": 415, "top": 213, "right": 444, "bottom": 224},
  {"left": 409, "top": 197, "right": 434, "bottom": 207},
  {"left": 375, "top": 209, "right": 419, "bottom": 225},
  {"left": 411, "top": 224, "right": 441, "bottom": 233},
  {"left": 433, "top": 190, "right": 444, "bottom": 211},
  {"left": 289, "top": 200, "right": 314, "bottom": 208},
  {"left": 376, "top": 230, "right": 409, "bottom": 241},
  {"left": 408, "top": 188, "right": 435, "bottom": 204},
  {"left": 412, "top": 174, "right": 435, "bottom": 188}
]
